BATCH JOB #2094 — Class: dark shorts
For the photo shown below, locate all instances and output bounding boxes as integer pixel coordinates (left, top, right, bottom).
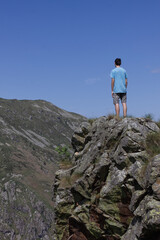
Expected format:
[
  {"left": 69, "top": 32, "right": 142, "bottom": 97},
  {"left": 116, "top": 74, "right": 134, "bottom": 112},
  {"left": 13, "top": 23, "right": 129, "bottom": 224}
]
[{"left": 113, "top": 93, "right": 127, "bottom": 105}]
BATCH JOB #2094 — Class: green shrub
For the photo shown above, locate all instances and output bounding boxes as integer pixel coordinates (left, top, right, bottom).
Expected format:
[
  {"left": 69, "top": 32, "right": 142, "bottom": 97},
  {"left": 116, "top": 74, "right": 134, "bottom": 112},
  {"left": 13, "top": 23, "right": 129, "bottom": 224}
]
[
  {"left": 55, "top": 145, "right": 71, "bottom": 161},
  {"left": 146, "top": 132, "right": 160, "bottom": 157},
  {"left": 144, "top": 113, "right": 153, "bottom": 120}
]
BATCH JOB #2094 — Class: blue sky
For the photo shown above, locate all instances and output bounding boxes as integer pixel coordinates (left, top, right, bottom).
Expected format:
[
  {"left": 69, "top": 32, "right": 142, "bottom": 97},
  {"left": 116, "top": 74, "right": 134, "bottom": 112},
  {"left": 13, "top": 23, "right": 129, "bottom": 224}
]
[{"left": 0, "top": 0, "right": 160, "bottom": 119}]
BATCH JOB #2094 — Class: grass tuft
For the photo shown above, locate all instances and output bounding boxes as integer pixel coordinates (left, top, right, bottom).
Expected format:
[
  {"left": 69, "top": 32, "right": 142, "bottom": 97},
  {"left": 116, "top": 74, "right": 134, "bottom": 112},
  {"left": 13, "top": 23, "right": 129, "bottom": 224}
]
[
  {"left": 59, "top": 159, "right": 74, "bottom": 170},
  {"left": 156, "top": 121, "right": 160, "bottom": 129},
  {"left": 107, "top": 114, "right": 115, "bottom": 120},
  {"left": 88, "top": 118, "right": 97, "bottom": 125},
  {"left": 59, "top": 172, "right": 83, "bottom": 188},
  {"left": 145, "top": 132, "right": 160, "bottom": 157}
]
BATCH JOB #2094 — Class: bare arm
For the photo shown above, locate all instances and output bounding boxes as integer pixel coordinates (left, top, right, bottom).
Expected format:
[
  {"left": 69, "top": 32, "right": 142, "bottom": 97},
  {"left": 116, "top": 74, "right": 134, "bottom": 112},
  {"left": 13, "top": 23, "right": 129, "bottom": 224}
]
[
  {"left": 125, "top": 78, "right": 128, "bottom": 88},
  {"left": 111, "top": 78, "right": 114, "bottom": 96}
]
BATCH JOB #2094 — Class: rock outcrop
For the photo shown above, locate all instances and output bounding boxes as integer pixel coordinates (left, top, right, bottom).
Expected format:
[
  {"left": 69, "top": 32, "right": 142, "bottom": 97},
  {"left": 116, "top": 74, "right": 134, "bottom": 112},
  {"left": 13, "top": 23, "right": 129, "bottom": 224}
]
[{"left": 54, "top": 117, "right": 160, "bottom": 240}]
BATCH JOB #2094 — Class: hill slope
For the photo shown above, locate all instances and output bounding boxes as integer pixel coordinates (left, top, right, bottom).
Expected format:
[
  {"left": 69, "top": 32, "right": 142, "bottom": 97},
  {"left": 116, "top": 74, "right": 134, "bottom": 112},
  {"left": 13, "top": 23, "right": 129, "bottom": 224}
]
[{"left": 0, "top": 98, "right": 87, "bottom": 240}]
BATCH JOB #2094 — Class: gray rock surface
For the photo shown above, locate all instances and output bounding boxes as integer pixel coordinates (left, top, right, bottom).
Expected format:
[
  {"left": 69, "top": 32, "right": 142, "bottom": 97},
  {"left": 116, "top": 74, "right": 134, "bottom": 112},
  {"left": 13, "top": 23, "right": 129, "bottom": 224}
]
[{"left": 53, "top": 117, "right": 160, "bottom": 240}]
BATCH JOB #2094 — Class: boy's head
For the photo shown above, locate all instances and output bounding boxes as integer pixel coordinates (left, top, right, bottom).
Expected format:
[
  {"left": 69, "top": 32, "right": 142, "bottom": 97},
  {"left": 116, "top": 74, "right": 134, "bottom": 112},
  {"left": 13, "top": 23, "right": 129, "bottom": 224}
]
[{"left": 115, "top": 58, "right": 121, "bottom": 66}]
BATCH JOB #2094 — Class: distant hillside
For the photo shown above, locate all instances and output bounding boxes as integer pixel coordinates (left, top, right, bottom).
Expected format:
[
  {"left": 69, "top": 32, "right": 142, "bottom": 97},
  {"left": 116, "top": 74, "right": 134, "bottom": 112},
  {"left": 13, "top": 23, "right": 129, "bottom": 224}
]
[{"left": 0, "top": 98, "right": 87, "bottom": 239}]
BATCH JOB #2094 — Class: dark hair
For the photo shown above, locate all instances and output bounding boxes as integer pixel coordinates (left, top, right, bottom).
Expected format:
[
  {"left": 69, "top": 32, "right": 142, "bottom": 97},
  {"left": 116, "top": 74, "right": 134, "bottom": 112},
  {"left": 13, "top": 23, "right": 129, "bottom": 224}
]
[{"left": 115, "top": 58, "right": 121, "bottom": 66}]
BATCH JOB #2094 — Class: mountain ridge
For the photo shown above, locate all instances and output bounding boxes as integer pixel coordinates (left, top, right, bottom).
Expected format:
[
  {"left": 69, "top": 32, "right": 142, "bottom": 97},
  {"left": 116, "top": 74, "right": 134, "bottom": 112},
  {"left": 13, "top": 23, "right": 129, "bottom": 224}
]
[{"left": 0, "top": 98, "right": 87, "bottom": 240}]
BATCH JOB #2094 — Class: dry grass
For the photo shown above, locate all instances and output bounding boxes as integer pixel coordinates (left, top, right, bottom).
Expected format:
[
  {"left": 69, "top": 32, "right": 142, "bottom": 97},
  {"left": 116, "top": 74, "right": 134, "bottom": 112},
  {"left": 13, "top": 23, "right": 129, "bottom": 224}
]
[
  {"left": 59, "top": 176, "right": 71, "bottom": 188},
  {"left": 59, "top": 172, "right": 83, "bottom": 188},
  {"left": 88, "top": 118, "right": 97, "bottom": 125},
  {"left": 156, "top": 121, "right": 160, "bottom": 129},
  {"left": 70, "top": 172, "right": 83, "bottom": 184},
  {"left": 59, "top": 159, "right": 74, "bottom": 170},
  {"left": 145, "top": 132, "right": 160, "bottom": 157},
  {"left": 107, "top": 114, "right": 115, "bottom": 120}
]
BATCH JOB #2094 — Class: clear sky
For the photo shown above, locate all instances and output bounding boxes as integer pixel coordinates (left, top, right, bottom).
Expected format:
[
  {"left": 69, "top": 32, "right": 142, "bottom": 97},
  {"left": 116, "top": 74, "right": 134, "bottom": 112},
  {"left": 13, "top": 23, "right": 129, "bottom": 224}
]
[{"left": 0, "top": 0, "right": 160, "bottom": 119}]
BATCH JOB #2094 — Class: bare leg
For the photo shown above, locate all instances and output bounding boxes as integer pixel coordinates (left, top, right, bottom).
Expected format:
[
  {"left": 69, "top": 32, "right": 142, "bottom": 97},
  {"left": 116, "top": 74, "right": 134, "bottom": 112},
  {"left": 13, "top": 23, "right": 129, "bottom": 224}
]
[
  {"left": 115, "top": 103, "right": 120, "bottom": 118},
  {"left": 122, "top": 103, "right": 127, "bottom": 117}
]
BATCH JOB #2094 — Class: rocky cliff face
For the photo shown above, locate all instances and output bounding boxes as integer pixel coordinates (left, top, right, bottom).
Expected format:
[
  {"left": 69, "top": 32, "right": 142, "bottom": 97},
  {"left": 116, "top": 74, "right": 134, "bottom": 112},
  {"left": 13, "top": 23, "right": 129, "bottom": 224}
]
[
  {"left": 54, "top": 117, "right": 160, "bottom": 240},
  {"left": 0, "top": 98, "right": 86, "bottom": 240}
]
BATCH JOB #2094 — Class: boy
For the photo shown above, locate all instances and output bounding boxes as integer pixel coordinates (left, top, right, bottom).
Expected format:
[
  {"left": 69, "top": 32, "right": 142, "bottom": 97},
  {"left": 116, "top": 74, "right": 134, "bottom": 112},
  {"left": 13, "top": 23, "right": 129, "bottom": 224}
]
[{"left": 110, "top": 58, "right": 128, "bottom": 117}]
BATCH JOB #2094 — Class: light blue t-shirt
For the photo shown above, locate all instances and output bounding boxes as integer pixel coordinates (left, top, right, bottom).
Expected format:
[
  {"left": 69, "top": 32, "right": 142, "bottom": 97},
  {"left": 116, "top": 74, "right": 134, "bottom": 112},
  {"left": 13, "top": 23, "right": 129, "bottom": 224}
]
[{"left": 110, "top": 67, "right": 128, "bottom": 93}]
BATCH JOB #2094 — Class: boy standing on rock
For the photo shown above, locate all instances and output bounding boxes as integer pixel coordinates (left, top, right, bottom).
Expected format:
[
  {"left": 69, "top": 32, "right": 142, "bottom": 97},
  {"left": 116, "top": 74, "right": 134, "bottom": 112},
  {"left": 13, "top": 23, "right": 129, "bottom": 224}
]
[{"left": 110, "top": 58, "right": 128, "bottom": 118}]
